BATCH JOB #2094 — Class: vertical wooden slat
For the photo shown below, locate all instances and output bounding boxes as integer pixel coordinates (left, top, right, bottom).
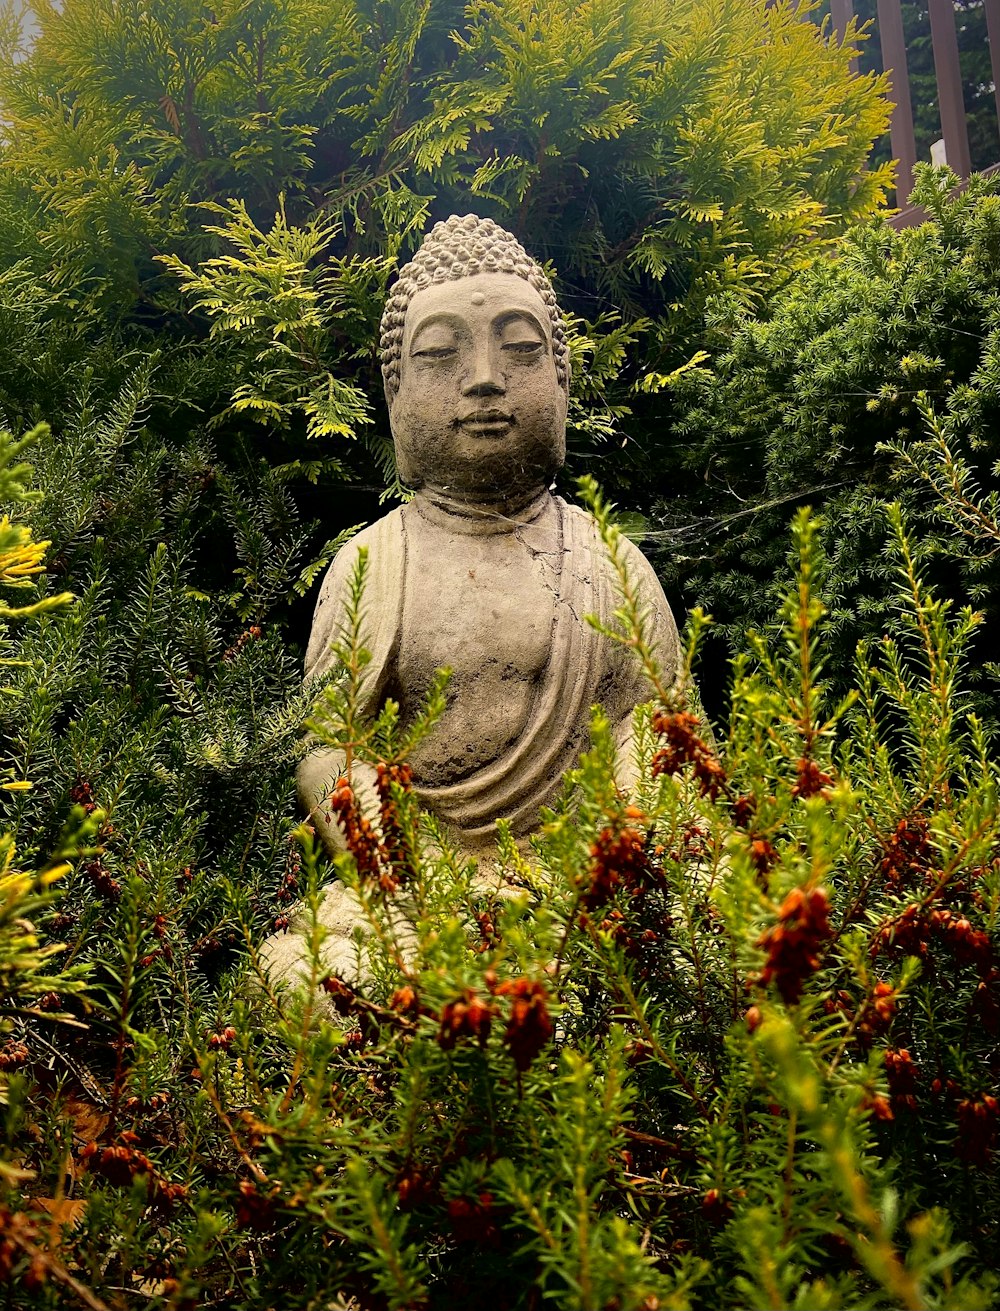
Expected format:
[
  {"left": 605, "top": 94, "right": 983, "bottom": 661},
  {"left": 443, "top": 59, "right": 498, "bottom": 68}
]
[
  {"left": 984, "top": 0, "right": 1000, "bottom": 147},
  {"left": 877, "top": 0, "right": 918, "bottom": 205},
  {"left": 830, "top": 0, "right": 854, "bottom": 31},
  {"left": 830, "top": 0, "right": 858, "bottom": 73},
  {"left": 928, "top": 0, "right": 972, "bottom": 177}
]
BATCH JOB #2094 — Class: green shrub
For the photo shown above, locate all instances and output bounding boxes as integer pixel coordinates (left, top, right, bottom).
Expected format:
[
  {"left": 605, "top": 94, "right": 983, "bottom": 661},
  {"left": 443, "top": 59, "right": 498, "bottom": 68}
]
[
  {"left": 0, "top": 0, "right": 891, "bottom": 503},
  {"left": 656, "top": 166, "right": 1000, "bottom": 720},
  {"left": 1, "top": 479, "right": 997, "bottom": 1308}
]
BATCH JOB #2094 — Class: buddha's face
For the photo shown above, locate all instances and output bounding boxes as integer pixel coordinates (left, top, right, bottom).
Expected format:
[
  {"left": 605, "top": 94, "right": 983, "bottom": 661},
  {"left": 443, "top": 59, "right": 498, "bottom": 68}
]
[{"left": 387, "top": 272, "right": 568, "bottom": 496}]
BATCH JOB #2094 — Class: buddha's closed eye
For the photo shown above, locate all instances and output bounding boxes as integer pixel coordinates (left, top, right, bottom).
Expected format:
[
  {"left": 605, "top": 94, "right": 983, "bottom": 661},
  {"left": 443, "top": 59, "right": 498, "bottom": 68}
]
[{"left": 412, "top": 345, "right": 458, "bottom": 359}]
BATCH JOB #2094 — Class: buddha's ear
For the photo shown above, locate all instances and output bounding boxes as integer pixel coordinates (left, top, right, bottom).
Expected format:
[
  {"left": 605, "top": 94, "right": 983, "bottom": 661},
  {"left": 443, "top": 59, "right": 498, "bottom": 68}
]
[{"left": 558, "top": 360, "right": 570, "bottom": 418}]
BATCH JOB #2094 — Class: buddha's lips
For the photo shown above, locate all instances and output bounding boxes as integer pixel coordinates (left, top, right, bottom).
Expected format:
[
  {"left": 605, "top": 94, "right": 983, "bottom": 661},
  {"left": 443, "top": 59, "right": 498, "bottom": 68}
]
[{"left": 455, "top": 411, "right": 514, "bottom": 434}]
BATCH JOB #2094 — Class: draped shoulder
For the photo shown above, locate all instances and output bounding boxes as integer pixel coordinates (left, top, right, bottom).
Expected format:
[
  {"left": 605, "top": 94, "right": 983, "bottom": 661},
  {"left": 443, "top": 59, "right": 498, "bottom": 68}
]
[{"left": 304, "top": 507, "right": 407, "bottom": 717}]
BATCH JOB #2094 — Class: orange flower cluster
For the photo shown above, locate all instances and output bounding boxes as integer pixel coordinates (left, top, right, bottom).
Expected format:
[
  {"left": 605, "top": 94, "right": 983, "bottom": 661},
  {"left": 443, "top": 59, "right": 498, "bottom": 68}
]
[
  {"left": 955, "top": 1094, "right": 999, "bottom": 1166},
  {"left": 0, "top": 1040, "right": 28, "bottom": 1071},
  {"left": 122, "top": 1090, "right": 170, "bottom": 1117},
  {"left": 731, "top": 794, "right": 756, "bottom": 828},
  {"left": 872, "top": 903, "right": 993, "bottom": 975},
  {"left": 319, "top": 967, "right": 553, "bottom": 1073},
  {"left": 234, "top": 1179, "right": 280, "bottom": 1231},
  {"left": 326, "top": 777, "right": 385, "bottom": 885},
  {"left": 448, "top": 1191, "right": 500, "bottom": 1245},
  {"left": 972, "top": 974, "right": 1000, "bottom": 1034},
  {"left": 389, "top": 984, "right": 421, "bottom": 1016},
  {"left": 69, "top": 777, "right": 97, "bottom": 814},
  {"left": 80, "top": 1135, "right": 187, "bottom": 1213},
  {"left": 870, "top": 903, "right": 928, "bottom": 959},
  {"left": 396, "top": 1166, "right": 436, "bottom": 1210},
  {"left": 862, "top": 982, "right": 897, "bottom": 1039},
  {"left": 755, "top": 887, "right": 832, "bottom": 1004},
  {"left": 321, "top": 973, "right": 357, "bottom": 1016},
  {"left": 931, "top": 910, "right": 993, "bottom": 972},
  {"left": 701, "top": 1188, "right": 733, "bottom": 1225},
  {"left": 82, "top": 857, "right": 120, "bottom": 901},
  {"left": 434, "top": 975, "right": 553, "bottom": 1072},
  {"left": 885, "top": 1048, "right": 919, "bottom": 1113},
  {"left": 791, "top": 757, "right": 833, "bottom": 800},
  {"left": 208, "top": 1025, "right": 237, "bottom": 1051},
  {"left": 585, "top": 821, "right": 649, "bottom": 910},
  {"left": 473, "top": 908, "right": 499, "bottom": 954},
  {"left": 375, "top": 760, "right": 416, "bottom": 878},
  {"left": 651, "top": 711, "right": 726, "bottom": 800},
  {"left": 495, "top": 978, "right": 553, "bottom": 1072},
  {"left": 749, "top": 837, "right": 777, "bottom": 876},
  {"left": 327, "top": 766, "right": 417, "bottom": 893},
  {"left": 438, "top": 990, "right": 496, "bottom": 1050},
  {"left": 222, "top": 625, "right": 262, "bottom": 662},
  {"left": 879, "top": 814, "right": 931, "bottom": 889},
  {"left": 862, "top": 1091, "right": 895, "bottom": 1122},
  {"left": 138, "top": 914, "right": 174, "bottom": 969}
]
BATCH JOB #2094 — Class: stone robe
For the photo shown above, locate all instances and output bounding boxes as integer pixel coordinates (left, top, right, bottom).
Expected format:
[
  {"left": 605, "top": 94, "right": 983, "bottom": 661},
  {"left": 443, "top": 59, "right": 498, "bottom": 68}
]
[{"left": 304, "top": 494, "right": 680, "bottom": 845}]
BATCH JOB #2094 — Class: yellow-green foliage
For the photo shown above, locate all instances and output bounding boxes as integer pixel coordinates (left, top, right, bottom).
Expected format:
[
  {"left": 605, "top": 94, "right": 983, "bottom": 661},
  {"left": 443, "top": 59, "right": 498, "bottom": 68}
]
[
  {"left": 0, "top": 0, "right": 890, "bottom": 377},
  {"left": 0, "top": 424, "right": 70, "bottom": 620},
  {"left": 0, "top": 424, "right": 90, "bottom": 1131}
]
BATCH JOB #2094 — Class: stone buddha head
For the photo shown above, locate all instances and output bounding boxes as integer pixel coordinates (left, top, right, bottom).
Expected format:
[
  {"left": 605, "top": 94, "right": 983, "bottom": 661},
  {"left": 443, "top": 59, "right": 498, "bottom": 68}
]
[{"left": 379, "top": 215, "right": 570, "bottom": 498}]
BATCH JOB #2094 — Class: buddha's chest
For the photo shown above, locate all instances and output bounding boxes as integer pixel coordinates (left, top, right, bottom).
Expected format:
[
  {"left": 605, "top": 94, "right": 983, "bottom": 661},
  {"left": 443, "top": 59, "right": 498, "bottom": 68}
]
[{"left": 398, "top": 523, "right": 558, "bottom": 692}]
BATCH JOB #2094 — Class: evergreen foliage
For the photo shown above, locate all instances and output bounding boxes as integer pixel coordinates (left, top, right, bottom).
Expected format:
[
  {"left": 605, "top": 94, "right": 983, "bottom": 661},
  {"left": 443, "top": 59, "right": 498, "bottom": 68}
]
[
  {"left": 0, "top": 423, "right": 95, "bottom": 1181},
  {"left": 2, "top": 3, "right": 999, "bottom": 1305},
  {"left": 0, "top": 0, "right": 891, "bottom": 503},
  {"left": 654, "top": 166, "right": 1000, "bottom": 719}
]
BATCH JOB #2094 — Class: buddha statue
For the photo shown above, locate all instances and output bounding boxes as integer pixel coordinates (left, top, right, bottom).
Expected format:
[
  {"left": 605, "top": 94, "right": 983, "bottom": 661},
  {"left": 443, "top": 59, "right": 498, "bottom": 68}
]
[{"left": 263, "top": 214, "right": 680, "bottom": 983}]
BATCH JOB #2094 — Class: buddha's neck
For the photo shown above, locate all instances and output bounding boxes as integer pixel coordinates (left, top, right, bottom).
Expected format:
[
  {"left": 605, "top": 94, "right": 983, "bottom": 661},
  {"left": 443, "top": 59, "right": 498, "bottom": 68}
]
[{"left": 412, "top": 484, "right": 553, "bottom": 535}]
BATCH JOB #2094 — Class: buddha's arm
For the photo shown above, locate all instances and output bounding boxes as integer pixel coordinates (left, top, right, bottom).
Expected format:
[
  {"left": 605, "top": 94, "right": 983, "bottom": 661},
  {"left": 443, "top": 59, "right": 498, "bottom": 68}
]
[
  {"left": 297, "top": 516, "right": 402, "bottom": 859},
  {"left": 297, "top": 748, "right": 382, "bottom": 861},
  {"left": 608, "top": 537, "right": 684, "bottom": 792}
]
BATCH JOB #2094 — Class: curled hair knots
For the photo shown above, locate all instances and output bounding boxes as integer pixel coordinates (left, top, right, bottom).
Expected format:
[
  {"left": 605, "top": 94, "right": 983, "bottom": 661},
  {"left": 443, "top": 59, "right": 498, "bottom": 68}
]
[{"left": 378, "top": 214, "right": 569, "bottom": 397}]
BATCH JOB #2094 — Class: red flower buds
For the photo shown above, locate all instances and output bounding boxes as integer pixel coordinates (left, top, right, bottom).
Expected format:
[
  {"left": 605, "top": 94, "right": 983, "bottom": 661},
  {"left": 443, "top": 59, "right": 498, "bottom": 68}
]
[
  {"left": 586, "top": 825, "right": 649, "bottom": 909},
  {"left": 447, "top": 1192, "right": 500, "bottom": 1245},
  {"left": 651, "top": 711, "right": 726, "bottom": 800},
  {"left": 438, "top": 991, "right": 496, "bottom": 1051},
  {"left": 321, "top": 974, "right": 357, "bottom": 1016},
  {"left": 791, "top": 757, "right": 833, "bottom": 800},
  {"left": 878, "top": 815, "right": 931, "bottom": 889},
  {"left": 885, "top": 1048, "right": 919, "bottom": 1112},
  {"left": 955, "top": 1095, "right": 999, "bottom": 1167},
  {"left": 755, "top": 886, "right": 832, "bottom": 1005},
  {"left": 495, "top": 978, "right": 553, "bottom": 1072}
]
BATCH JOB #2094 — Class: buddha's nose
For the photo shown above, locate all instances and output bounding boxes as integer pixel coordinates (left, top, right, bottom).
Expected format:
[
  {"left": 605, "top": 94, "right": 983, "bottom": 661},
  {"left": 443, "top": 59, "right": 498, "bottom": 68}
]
[{"left": 461, "top": 342, "right": 505, "bottom": 396}]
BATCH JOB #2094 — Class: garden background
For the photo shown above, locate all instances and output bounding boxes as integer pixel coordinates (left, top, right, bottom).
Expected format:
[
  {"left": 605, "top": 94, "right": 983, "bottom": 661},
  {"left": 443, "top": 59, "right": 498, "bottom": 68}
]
[{"left": 1, "top": 1, "right": 999, "bottom": 1307}]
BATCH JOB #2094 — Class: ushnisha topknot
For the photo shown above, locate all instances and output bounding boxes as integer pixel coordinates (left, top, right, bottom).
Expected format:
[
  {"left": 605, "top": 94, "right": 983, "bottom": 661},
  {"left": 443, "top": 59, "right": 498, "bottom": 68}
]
[{"left": 379, "top": 213, "right": 570, "bottom": 399}]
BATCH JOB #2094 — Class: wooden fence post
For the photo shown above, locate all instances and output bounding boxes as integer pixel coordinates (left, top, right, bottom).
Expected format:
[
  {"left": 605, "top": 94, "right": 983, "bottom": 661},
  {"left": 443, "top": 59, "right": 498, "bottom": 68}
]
[
  {"left": 984, "top": 0, "right": 1000, "bottom": 149},
  {"left": 830, "top": 0, "right": 859, "bottom": 73},
  {"left": 927, "top": 0, "right": 972, "bottom": 177},
  {"left": 876, "top": 0, "right": 918, "bottom": 205}
]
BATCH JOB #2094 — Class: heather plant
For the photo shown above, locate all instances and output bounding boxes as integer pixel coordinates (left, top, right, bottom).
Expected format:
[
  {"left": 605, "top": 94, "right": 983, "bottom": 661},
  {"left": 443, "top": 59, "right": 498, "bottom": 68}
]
[
  {"left": 1, "top": 469, "right": 997, "bottom": 1308},
  {"left": 1, "top": 4, "right": 997, "bottom": 1306}
]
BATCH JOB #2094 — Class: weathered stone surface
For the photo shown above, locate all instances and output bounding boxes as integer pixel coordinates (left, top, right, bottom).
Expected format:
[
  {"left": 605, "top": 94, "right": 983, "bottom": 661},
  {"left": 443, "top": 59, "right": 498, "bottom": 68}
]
[{"left": 263, "top": 214, "right": 681, "bottom": 988}]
